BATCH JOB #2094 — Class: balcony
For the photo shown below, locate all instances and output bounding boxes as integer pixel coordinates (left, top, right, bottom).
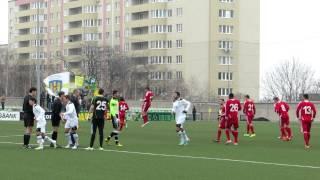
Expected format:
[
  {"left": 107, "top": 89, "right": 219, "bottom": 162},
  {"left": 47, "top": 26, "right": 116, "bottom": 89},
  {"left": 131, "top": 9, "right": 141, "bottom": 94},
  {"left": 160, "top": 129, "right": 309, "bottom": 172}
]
[
  {"left": 132, "top": 26, "right": 149, "bottom": 36},
  {"left": 18, "top": 53, "right": 30, "bottom": 60},
  {"left": 64, "top": 34, "right": 82, "bottom": 43},
  {"left": 132, "top": 56, "right": 148, "bottom": 65},
  {"left": 18, "top": 28, "right": 30, "bottom": 35},
  {"left": 131, "top": 11, "right": 149, "bottom": 21},
  {"left": 19, "top": 4, "right": 30, "bottom": 11},
  {"left": 131, "top": 41, "right": 148, "bottom": 50},
  {"left": 69, "top": 21, "right": 82, "bottom": 29},
  {"left": 131, "top": 0, "right": 149, "bottom": 5},
  {"left": 19, "top": 16, "right": 30, "bottom": 23},
  {"left": 68, "top": 48, "right": 82, "bottom": 56},
  {"left": 19, "top": 41, "right": 30, "bottom": 48},
  {"left": 68, "top": 7, "right": 82, "bottom": 16}
]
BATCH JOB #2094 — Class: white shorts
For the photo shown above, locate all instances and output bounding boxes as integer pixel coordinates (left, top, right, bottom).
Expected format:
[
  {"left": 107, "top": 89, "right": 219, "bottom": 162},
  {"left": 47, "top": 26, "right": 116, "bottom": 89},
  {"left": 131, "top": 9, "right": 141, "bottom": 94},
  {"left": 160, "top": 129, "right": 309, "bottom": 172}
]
[
  {"left": 36, "top": 123, "right": 46, "bottom": 133},
  {"left": 176, "top": 117, "right": 186, "bottom": 126},
  {"left": 65, "top": 120, "right": 78, "bottom": 129}
]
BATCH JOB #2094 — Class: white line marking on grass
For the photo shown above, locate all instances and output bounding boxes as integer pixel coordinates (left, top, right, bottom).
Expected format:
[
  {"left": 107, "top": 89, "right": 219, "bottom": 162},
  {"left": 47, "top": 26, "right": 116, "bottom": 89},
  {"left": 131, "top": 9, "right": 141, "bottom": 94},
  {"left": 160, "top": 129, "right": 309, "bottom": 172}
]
[
  {"left": 0, "top": 141, "right": 319, "bottom": 169},
  {"left": 0, "top": 135, "right": 23, "bottom": 138}
]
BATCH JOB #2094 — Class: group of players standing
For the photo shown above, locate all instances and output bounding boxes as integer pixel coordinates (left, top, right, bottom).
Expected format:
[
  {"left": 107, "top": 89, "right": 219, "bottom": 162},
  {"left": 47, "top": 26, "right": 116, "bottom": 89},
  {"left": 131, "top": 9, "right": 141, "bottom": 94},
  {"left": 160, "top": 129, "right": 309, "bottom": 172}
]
[
  {"left": 215, "top": 93, "right": 317, "bottom": 149},
  {"left": 21, "top": 86, "right": 154, "bottom": 150}
]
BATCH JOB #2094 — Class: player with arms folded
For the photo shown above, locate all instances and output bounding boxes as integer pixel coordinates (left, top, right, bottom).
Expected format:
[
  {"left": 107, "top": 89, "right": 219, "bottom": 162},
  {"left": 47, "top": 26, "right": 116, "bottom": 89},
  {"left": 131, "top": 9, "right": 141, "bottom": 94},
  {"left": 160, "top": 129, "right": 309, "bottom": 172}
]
[
  {"left": 86, "top": 88, "right": 108, "bottom": 151},
  {"left": 172, "top": 92, "right": 191, "bottom": 146},
  {"left": 273, "top": 97, "right": 292, "bottom": 141},
  {"left": 141, "top": 87, "right": 154, "bottom": 127},
  {"left": 215, "top": 99, "right": 228, "bottom": 143},
  {"left": 225, "top": 93, "right": 241, "bottom": 145},
  {"left": 243, "top": 95, "right": 256, "bottom": 137},
  {"left": 29, "top": 97, "right": 56, "bottom": 150},
  {"left": 296, "top": 94, "right": 317, "bottom": 149}
]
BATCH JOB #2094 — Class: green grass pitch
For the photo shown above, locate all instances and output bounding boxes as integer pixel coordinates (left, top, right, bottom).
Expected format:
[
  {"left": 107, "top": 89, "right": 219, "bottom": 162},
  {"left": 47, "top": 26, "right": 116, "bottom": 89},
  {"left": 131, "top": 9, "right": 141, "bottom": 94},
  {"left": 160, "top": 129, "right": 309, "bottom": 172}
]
[{"left": 0, "top": 120, "right": 319, "bottom": 180}]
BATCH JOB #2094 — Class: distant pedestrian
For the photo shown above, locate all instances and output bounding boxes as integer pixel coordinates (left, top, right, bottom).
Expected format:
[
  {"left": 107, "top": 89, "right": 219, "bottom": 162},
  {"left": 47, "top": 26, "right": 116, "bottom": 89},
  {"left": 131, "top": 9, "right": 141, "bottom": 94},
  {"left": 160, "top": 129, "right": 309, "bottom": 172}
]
[
  {"left": 1, "top": 95, "right": 6, "bottom": 110},
  {"left": 192, "top": 106, "right": 197, "bottom": 121}
]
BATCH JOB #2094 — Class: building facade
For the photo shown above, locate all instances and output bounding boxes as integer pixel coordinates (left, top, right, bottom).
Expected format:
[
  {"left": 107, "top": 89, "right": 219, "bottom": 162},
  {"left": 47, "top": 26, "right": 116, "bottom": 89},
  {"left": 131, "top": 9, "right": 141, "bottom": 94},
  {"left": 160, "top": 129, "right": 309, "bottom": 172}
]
[{"left": 9, "top": 0, "right": 260, "bottom": 100}]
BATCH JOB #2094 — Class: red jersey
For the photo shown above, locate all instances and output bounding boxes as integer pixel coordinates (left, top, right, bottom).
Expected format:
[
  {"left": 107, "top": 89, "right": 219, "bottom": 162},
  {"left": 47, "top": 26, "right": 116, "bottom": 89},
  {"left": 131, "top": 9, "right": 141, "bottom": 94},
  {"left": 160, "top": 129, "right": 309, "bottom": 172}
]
[
  {"left": 143, "top": 90, "right": 154, "bottom": 104},
  {"left": 219, "top": 104, "right": 226, "bottom": 119},
  {"left": 274, "top": 101, "right": 290, "bottom": 117},
  {"left": 226, "top": 99, "right": 241, "bottom": 118},
  {"left": 119, "top": 101, "right": 129, "bottom": 116},
  {"left": 243, "top": 99, "right": 256, "bottom": 116},
  {"left": 296, "top": 100, "right": 316, "bottom": 121}
]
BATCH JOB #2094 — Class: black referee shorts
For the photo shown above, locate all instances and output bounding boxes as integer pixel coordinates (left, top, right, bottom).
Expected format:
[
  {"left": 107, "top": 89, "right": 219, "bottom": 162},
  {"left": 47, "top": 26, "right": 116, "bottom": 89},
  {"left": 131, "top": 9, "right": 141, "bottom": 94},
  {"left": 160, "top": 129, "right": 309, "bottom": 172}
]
[
  {"left": 51, "top": 114, "right": 61, "bottom": 127},
  {"left": 23, "top": 113, "right": 34, "bottom": 127}
]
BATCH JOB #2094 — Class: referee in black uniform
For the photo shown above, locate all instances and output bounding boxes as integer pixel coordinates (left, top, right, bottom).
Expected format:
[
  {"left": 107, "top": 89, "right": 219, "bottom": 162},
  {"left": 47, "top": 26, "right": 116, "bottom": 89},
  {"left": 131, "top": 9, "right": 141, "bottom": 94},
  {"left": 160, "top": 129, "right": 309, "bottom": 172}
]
[
  {"left": 85, "top": 88, "right": 108, "bottom": 150},
  {"left": 51, "top": 91, "right": 65, "bottom": 146},
  {"left": 22, "top": 87, "right": 37, "bottom": 148}
]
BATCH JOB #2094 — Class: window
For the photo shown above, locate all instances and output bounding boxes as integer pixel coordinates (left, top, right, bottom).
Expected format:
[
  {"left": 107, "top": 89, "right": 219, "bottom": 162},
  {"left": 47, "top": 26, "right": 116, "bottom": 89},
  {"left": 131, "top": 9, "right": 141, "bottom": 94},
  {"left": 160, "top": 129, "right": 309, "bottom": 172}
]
[
  {"left": 176, "top": 40, "right": 183, "bottom": 48},
  {"left": 167, "top": 72, "right": 172, "bottom": 80},
  {"left": 219, "top": 9, "right": 234, "bottom": 18},
  {"left": 150, "top": 40, "right": 173, "bottom": 49},
  {"left": 84, "top": 33, "right": 98, "bottom": 41},
  {"left": 219, "top": 56, "right": 233, "bottom": 65},
  {"left": 149, "top": 56, "right": 173, "bottom": 64},
  {"left": 83, "top": 19, "right": 100, "bottom": 27},
  {"left": 115, "top": 31, "right": 120, "bottom": 38},
  {"left": 31, "top": 40, "right": 47, "bottom": 46},
  {"left": 83, "top": 5, "right": 98, "bottom": 13},
  {"left": 176, "top": 8, "right": 183, "bottom": 16},
  {"left": 176, "top": 55, "right": 183, "bottom": 64},
  {"left": 106, "top": 18, "right": 111, "bottom": 25},
  {"left": 115, "top": 16, "right": 120, "bottom": 24},
  {"left": 219, "top": 0, "right": 234, "bottom": 2},
  {"left": 176, "top": 24, "right": 183, "bottom": 32},
  {"left": 218, "top": 88, "right": 233, "bottom": 96},
  {"left": 219, "top": 25, "right": 233, "bottom": 34},
  {"left": 176, "top": 71, "right": 183, "bottom": 80},
  {"left": 219, "top": 40, "right": 233, "bottom": 50},
  {"left": 218, "top": 72, "right": 233, "bottom": 81},
  {"left": 31, "top": 2, "right": 47, "bottom": 9},
  {"left": 151, "top": 9, "right": 173, "bottom": 18}
]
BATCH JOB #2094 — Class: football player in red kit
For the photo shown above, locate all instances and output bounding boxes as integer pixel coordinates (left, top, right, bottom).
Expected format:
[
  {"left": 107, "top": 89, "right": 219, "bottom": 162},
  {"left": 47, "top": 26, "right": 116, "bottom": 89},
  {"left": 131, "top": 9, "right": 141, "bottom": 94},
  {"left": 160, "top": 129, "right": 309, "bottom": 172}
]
[
  {"left": 215, "top": 99, "right": 229, "bottom": 143},
  {"left": 243, "top": 95, "right": 256, "bottom": 137},
  {"left": 296, "top": 94, "right": 317, "bottom": 149},
  {"left": 273, "top": 97, "right": 292, "bottom": 141},
  {"left": 225, "top": 93, "right": 241, "bottom": 145},
  {"left": 141, "top": 87, "right": 154, "bottom": 127},
  {"left": 119, "top": 97, "right": 129, "bottom": 131}
]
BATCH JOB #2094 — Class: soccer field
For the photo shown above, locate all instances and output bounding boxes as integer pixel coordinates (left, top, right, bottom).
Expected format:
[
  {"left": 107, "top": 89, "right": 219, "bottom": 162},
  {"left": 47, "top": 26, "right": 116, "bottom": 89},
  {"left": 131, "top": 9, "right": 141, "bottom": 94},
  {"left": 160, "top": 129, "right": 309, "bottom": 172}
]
[{"left": 0, "top": 120, "right": 319, "bottom": 180}]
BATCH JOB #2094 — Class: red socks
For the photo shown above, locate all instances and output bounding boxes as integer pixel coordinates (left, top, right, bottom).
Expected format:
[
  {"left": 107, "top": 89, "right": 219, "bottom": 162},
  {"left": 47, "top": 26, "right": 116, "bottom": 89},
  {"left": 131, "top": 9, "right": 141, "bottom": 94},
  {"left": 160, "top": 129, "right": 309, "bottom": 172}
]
[
  {"left": 246, "top": 124, "right": 250, "bottom": 134},
  {"left": 225, "top": 129, "right": 231, "bottom": 141},
  {"left": 280, "top": 128, "right": 286, "bottom": 138},
  {"left": 250, "top": 126, "right": 255, "bottom": 134},
  {"left": 143, "top": 115, "right": 148, "bottom": 124},
  {"left": 232, "top": 130, "right": 238, "bottom": 143},
  {"left": 286, "top": 127, "right": 292, "bottom": 138},
  {"left": 303, "top": 132, "right": 310, "bottom": 146},
  {"left": 217, "top": 129, "right": 222, "bottom": 141}
]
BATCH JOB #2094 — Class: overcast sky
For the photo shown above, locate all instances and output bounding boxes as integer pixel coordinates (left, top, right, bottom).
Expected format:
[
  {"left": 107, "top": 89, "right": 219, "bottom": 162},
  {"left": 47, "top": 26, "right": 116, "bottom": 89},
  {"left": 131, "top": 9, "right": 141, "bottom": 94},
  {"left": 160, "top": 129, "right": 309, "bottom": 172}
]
[{"left": 0, "top": 0, "right": 319, "bottom": 80}]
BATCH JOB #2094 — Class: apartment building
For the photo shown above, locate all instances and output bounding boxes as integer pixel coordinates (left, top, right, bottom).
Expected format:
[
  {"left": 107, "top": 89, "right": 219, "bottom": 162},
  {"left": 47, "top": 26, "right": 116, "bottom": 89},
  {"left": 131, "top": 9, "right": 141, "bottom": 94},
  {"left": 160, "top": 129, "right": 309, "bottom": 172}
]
[{"left": 9, "top": 0, "right": 260, "bottom": 99}]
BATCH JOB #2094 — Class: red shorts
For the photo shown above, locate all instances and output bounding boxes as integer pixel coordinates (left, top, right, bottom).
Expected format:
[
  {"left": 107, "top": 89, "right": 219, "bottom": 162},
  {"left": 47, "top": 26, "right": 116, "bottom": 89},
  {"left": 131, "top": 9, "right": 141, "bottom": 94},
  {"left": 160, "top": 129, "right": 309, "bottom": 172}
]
[
  {"left": 246, "top": 115, "right": 254, "bottom": 124},
  {"left": 119, "top": 114, "right": 126, "bottom": 131},
  {"left": 280, "top": 115, "right": 290, "bottom": 127},
  {"left": 227, "top": 116, "right": 239, "bottom": 129},
  {"left": 219, "top": 117, "right": 227, "bottom": 129},
  {"left": 301, "top": 120, "right": 312, "bottom": 133},
  {"left": 142, "top": 103, "right": 151, "bottom": 112}
]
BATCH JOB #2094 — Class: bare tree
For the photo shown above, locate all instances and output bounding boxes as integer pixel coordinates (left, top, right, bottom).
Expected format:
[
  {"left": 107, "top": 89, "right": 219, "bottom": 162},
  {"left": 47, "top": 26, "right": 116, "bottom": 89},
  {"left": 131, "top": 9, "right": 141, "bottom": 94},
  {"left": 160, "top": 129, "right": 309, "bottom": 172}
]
[{"left": 263, "top": 58, "right": 314, "bottom": 102}]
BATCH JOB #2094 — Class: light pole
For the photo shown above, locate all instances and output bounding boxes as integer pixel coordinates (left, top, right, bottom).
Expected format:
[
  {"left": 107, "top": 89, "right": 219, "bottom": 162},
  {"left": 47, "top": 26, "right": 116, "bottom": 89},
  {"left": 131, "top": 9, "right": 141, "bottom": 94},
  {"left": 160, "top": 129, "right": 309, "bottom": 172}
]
[{"left": 36, "top": 0, "right": 42, "bottom": 101}]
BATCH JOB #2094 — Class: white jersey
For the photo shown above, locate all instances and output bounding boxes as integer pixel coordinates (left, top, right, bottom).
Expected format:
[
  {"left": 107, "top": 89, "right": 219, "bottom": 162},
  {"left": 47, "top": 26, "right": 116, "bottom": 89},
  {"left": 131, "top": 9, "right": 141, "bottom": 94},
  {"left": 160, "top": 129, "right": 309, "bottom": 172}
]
[
  {"left": 172, "top": 98, "right": 191, "bottom": 124},
  {"left": 64, "top": 102, "right": 78, "bottom": 122},
  {"left": 33, "top": 104, "right": 46, "bottom": 125}
]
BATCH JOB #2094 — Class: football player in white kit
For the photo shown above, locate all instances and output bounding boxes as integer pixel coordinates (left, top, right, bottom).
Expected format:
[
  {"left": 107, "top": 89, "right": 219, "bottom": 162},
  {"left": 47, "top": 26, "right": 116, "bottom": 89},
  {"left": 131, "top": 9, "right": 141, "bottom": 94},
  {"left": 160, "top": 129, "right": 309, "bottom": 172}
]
[
  {"left": 61, "top": 95, "right": 79, "bottom": 149},
  {"left": 29, "top": 97, "right": 56, "bottom": 150},
  {"left": 172, "top": 91, "right": 191, "bottom": 146}
]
